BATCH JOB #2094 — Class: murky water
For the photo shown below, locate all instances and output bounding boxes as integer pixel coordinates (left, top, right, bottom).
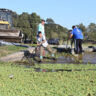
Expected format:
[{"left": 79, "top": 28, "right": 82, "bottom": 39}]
[
  {"left": 83, "top": 52, "right": 96, "bottom": 64},
  {"left": 14, "top": 52, "right": 96, "bottom": 72},
  {"left": 15, "top": 52, "right": 96, "bottom": 66},
  {"left": 57, "top": 52, "right": 96, "bottom": 64},
  {"left": 34, "top": 52, "right": 96, "bottom": 72}
]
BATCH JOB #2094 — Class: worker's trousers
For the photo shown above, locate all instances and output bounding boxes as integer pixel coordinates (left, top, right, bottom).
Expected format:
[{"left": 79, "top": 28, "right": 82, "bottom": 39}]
[
  {"left": 74, "top": 39, "right": 83, "bottom": 54},
  {"left": 40, "top": 45, "right": 55, "bottom": 56}
]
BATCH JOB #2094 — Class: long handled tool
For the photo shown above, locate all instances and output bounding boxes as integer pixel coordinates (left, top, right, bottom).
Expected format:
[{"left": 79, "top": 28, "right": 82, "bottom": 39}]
[{"left": 66, "top": 38, "right": 69, "bottom": 49}]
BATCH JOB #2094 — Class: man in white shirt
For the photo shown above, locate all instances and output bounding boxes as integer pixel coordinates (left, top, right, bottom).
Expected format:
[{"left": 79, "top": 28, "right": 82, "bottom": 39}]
[{"left": 37, "top": 32, "right": 55, "bottom": 60}]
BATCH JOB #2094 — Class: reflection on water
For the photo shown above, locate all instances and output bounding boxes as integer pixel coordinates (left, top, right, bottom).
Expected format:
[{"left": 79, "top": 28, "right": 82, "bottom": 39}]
[
  {"left": 83, "top": 52, "right": 96, "bottom": 64},
  {"left": 57, "top": 52, "right": 96, "bottom": 64}
]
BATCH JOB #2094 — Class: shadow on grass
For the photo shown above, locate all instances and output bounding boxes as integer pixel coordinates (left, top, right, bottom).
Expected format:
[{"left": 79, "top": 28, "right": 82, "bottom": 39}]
[{"left": 34, "top": 68, "right": 96, "bottom": 72}]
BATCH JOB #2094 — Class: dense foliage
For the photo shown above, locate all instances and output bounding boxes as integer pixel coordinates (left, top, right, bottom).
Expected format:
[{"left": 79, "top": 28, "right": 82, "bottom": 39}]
[
  {"left": 12, "top": 12, "right": 68, "bottom": 43},
  {"left": 12, "top": 10, "right": 96, "bottom": 43},
  {"left": 76, "top": 23, "right": 96, "bottom": 41}
]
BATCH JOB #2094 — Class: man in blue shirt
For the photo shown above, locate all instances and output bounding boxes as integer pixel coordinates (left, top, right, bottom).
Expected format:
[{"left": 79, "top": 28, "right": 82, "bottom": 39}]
[{"left": 70, "top": 26, "right": 83, "bottom": 54}]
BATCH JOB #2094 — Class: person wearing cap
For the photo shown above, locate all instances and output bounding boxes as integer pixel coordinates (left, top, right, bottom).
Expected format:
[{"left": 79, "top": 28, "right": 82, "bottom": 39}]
[
  {"left": 70, "top": 26, "right": 83, "bottom": 54},
  {"left": 37, "top": 20, "right": 45, "bottom": 36}
]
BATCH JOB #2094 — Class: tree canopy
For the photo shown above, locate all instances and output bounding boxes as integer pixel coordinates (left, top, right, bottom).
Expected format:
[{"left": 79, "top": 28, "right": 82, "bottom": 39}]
[
  {"left": 12, "top": 11, "right": 68, "bottom": 43},
  {"left": 12, "top": 10, "right": 96, "bottom": 43}
]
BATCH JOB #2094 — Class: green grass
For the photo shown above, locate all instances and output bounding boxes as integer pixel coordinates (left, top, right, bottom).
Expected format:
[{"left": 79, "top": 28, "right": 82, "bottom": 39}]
[
  {"left": 21, "top": 43, "right": 37, "bottom": 47},
  {"left": 0, "top": 62, "right": 96, "bottom": 96},
  {"left": 0, "top": 44, "right": 37, "bottom": 57},
  {"left": 0, "top": 45, "right": 27, "bottom": 57}
]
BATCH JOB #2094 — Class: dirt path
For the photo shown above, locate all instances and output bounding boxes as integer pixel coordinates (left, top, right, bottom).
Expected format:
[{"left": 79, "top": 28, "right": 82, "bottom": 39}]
[{"left": 0, "top": 47, "right": 35, "bottom": 62}]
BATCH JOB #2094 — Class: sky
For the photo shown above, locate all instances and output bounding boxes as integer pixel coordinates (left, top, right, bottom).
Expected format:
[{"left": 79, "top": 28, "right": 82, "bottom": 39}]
[{"left": 1, "top": 0, "right": 96, "bottom": 29}]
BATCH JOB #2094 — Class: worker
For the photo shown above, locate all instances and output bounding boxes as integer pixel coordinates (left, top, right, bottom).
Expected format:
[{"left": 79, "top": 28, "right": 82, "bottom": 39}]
[
  {"left": 37, "top": 31, "right": 55, "bottom": 61},
  {"left": 70, "top": 26, "right": 83, "bottom": 54},
  {"left": 37, "top": 19, "right": 46, "bottom": 56},
  {"left": 68, "top": 30, "right": 74, "bottom": 49},
  {"left": 37, "top": 19, "right": 45, "bottom": 36}
]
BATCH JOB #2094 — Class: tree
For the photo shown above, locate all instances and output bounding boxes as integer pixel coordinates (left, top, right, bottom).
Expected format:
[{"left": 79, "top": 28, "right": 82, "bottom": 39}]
[
  {"left": 88, "top": 23, "right": 96, "bottom": 29},
  {"left": 77, "top": 23, "right": 86, "bottom": 32},
  {"left": 12, "top": 12, "right": 41, "bottom": 43},
  {"left": 45, "top": 23, "right": 68, "bottom": 39},
  {"left": 12, "top": 10, "right": 68, "bottom": 43},
  {"left": 12, "top": 12, "right": 18, "bottom": 27},
  {"left": 87, "top": 23, "right": 96, "bottom": 40},
  {"left": 29, "top": 13, "right": 41, "bottom": 39},
  {"left": 46, "top": 18, "right": 55, "bottom": 24}
]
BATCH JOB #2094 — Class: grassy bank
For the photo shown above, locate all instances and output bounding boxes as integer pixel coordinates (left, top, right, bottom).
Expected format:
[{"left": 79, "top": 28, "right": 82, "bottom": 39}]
[
  {"left": 0, "top": 62, "right": 96, "bottom": 96},
  {"left": 0, "top": 44, "right": 96, "bottom": 96},
  {"left": 0, "top": 45, "right": 27, "bottom": 57}
]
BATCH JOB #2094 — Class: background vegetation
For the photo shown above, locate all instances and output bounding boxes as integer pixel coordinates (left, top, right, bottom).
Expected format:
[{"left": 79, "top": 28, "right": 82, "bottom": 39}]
[
  {"left": 12, "top": 11, "right": 96, "bottom": 43},
  {"left": 12, "top": 12, "right": 68, "bottom": 43}
]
